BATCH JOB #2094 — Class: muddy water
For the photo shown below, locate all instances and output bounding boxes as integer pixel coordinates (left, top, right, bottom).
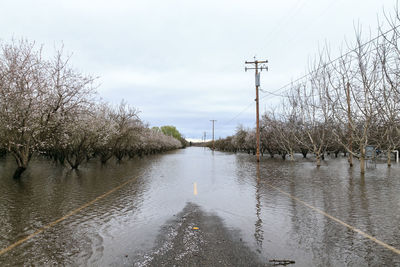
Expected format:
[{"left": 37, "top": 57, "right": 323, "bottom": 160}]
[{"left": 0, "top": 147, "right": 399, "bottom": 266}]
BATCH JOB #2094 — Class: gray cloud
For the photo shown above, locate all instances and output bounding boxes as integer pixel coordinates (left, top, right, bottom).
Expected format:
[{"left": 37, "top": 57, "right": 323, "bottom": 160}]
[{"left": 0, "top": 0, "right": 396, "bottom": 138}]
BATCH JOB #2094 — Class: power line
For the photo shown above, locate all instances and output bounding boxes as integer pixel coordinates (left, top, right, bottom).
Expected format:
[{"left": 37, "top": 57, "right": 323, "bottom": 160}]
[
  {"left": 263, "top": 0, "right": 308, "bottom": 51},
  {"left": 224, "top": 102, "right": 254, "bottom": 125},
  {"left": 260, "top": 23, "right": 400, "bottom": 101},
  {"left": 221, "top": 23, "right": 400, "bottom": 130},
  {"left": 259, "top": 88, "right": 286, "bottom": 97}
]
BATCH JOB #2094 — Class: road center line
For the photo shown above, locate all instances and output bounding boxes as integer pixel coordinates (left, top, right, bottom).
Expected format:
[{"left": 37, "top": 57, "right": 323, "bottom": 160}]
[
  {"left": 0, "top": 177, "right": 137, "bottom": 256},
  {"left": 265, "top": 182, "right": 400, "bottom": 255}
]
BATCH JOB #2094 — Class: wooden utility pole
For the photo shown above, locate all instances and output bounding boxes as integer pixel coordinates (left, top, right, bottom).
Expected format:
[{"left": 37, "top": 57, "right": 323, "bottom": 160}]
[
  {"left": 346, "top": 82, "right": 353, "bottom": 167},
  {"left": 245, "top": 58, "right": 268, "bottom": 162},
  {"left": 210, "top": 120, "right": 216, "bottom": 150}
]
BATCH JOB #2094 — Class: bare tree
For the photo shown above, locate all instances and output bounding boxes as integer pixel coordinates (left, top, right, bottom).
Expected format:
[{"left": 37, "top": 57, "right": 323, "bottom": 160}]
[
  {"left": 0, "top": 40, "right": 49, "bottom": 178},
  {"left": 325, "top": 27, "right": 381, "bottom": 174},
  {"left": 291, "top": 53, "right": 334, "bottom": 166},
  {"left": 260, "top": 113, "right": 280, "bottom": 158},
  {"left": 374, "top": 14, "right": 400, "bottom": 166}
]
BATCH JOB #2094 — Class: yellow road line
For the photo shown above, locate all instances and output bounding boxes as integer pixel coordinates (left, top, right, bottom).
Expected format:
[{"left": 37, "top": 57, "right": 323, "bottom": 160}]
[
  {"left": 266, "top": 183, "right": 400, "bottom": 255},
  {"left": 193, "top": 182, "right": 198, "bottom": 195},
  {"left": 0, "top": 177, "right": 137, "bottom": 256}
]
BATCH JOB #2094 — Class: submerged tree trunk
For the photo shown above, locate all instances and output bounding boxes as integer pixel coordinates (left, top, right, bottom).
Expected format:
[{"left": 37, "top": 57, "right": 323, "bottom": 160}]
[
  {"left": 13, "top": 166, "right": 27, "bottom": 179},
  {"left": 57, "top": 152, "right": 66, "bottom": 165},
  {"left": 360, "top": 145, "right": 365, "bottom": 174},
  {"left": 387, "top": 149, "right": 392, "bottom": 167},
  {"left": 301, "top": 148, "right": 308, "bottom": 158},
  {"left": 267, "top": 148, "right": 274, "bottom": 158},
  {"left": 316, "top": 153, "right": 321, "bottom": 167},
  {"left": 360, "top": 156, "right": 365, "bottom": 174},
  {"left": 115, "top": 152, "right": 124, "bottom": 161},
  {"left": 334, "top": 150, "right": 340, "bottom": 158},
  {"left": 67, "top": 153, "right": 86, "bottom": 170},
  {"left": 11, "top": 147, "right": 32, "bottom": 178},
  {"left": 100, "top": 152, "right": 113, "bottom": 164},
  {"left": 348, "top": 152, "right": 353, "bottom": 167}
]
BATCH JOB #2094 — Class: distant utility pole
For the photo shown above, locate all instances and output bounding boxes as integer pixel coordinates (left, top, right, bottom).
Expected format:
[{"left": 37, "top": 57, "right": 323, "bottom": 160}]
[
  {"left": 245, "top": 57, "right": 268, "bottom": 162},
  {"left": 210, "top": 120, "right": 216, "bottom": 150},
  {"left": 203, "top": 132, "right": 207, "bottom": 143}
]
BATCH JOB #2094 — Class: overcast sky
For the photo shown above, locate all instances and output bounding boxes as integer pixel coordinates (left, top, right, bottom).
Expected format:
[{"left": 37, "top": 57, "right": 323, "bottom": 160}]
[{"left": 0, "top": 0, "right": 397, "bottom": 140}]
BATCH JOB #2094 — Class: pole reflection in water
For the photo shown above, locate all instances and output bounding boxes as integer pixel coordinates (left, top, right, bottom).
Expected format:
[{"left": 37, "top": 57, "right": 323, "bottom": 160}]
[{"left": 254, "top": 163, "right": 264, "bottom": 253}]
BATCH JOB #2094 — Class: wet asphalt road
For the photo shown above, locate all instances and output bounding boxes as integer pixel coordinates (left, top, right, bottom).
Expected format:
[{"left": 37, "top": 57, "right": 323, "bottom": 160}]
[{"left": 133, "top": 203, "right": 271, "bottom": 267}]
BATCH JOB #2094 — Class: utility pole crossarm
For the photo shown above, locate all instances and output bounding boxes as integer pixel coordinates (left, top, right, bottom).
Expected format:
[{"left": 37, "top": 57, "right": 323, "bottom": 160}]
[
  {"left": 245, "top": 60, "right": 268, "bottom": 64},
  {"left": 245, "top": 67, "right": 268, "bottom": 70}
]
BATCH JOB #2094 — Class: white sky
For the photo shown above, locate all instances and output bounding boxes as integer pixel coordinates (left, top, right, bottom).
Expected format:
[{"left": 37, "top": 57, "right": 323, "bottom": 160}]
[{"left": 0, "top": 0, "right": 397, "bottom": 139}]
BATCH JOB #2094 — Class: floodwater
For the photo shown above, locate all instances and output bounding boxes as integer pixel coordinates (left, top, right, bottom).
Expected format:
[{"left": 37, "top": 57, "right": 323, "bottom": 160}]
[{"left": 0, "top": 147, "right": 399, "bottom": 266}]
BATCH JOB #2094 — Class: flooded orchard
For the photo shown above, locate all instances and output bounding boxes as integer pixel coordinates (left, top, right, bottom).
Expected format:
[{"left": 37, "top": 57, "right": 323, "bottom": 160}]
[{"left": 0, "top": 147, "right": 400, "bottom": 266}]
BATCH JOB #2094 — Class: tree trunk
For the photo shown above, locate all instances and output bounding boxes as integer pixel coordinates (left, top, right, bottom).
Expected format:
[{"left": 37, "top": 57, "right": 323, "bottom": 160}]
[
  {"left": 316, "top": 155, "right": 321, "bottom": 167},
  {"left": 67, "top": 153, "right": 85, "bottom": 170},
  {"left": 301, "top": 148, "right": 308, "bottom": 158},
  {"left": 387, "top": 149, "right": 392, "bottom": 167},
  {"left": 334, "top": 150, "right": 339, "bottom": 158},
  {"left": 11, "top": 148, "right": 31, "bottom": 178},
  {"left": 348, "top": 152, "right": 353, "bottom": 167},
  {"left": 100, "top": 153, "right": 113, "bottom": 164},
  {"left": 57, "top": 153, "right": 66, "bottom": 165},
  {"left": 360, "top": 156, "right": 365, "bottom": 174},
  {"left": 13, "top": 166, "right": 27, "bottom": 179},
  {"left": 128, "top": 151, "right": 135, "bottom": 159},
  {"left": 360, "top": 145, "right": 365, "bottom": 174}
]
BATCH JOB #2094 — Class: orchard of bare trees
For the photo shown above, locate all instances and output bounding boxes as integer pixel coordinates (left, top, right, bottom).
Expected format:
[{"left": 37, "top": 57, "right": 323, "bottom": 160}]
[
  {"left": 213, "top": 7, "right": 400, "bottom": 174},
  {"left": 0, "top": 40, "right": 182, "bottom": 178}
]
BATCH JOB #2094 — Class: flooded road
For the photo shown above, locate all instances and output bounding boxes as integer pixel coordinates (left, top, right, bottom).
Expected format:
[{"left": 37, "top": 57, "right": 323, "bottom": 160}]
[{"left": 0, "top": 147, "right": 399, "bottom": 266}]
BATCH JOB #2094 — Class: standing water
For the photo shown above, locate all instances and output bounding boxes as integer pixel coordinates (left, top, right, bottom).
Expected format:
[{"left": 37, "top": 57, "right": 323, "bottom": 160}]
[{"left": 0, "top": 147, "right": 399, "bottom": 266}]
